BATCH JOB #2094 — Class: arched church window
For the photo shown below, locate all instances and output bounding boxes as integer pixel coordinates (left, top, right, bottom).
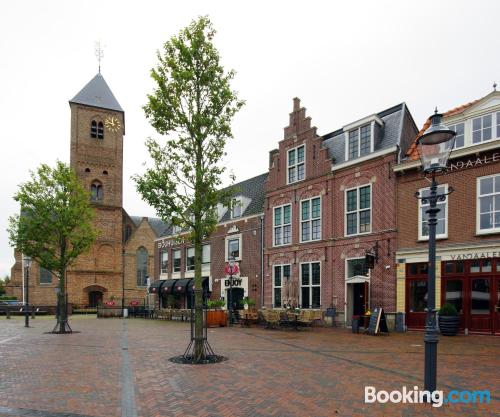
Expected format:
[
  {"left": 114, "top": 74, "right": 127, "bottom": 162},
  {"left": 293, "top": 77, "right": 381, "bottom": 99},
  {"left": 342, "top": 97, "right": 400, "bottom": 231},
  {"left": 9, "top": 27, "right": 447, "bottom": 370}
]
[
  {"left": 136, "top": 247, "right": 148, "bottom": 287},
  {"left": 90, "top": 120, "right": 97, "bottom": 138},
  {"left": 91, "top": 180, "right": 103, "bottom": 202},
  {"left": 97, "top": 122, "right": 104, "bottom": 139}
]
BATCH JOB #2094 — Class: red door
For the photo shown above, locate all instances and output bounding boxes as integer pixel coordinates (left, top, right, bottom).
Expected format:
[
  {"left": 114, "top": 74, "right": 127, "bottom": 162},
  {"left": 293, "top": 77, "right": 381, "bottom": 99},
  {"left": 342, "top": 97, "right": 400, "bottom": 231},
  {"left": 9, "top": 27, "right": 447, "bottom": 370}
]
[
  {"left": 469, "top": 277, "right": 492, "bottom": 333},
  {"left": 406, "top": 279, "right": 427, "bottom": 329},
  {"left": 442, "top": 277, "right": 465, "bottom": 330},
  {"left": 495, "top": 279, "right": 500, "bottom": 334}
]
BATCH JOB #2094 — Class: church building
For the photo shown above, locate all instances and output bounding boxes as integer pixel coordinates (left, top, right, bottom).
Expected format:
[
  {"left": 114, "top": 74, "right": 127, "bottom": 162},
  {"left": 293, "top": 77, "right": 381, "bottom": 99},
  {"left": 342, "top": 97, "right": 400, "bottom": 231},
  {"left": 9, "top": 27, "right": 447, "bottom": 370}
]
[{"left": 7, "top": 73, "right": 166, "bottom": 309}]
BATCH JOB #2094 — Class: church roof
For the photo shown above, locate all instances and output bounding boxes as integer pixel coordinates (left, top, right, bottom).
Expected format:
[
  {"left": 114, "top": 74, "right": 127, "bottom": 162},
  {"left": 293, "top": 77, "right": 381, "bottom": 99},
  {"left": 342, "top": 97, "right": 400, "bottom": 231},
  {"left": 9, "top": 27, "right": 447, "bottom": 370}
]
[
  {"left": 129, "top": 216, "right": 169, "bottom": 237},
  {"left": 69, "top": 73, "right": 123, "bottom": 112}
]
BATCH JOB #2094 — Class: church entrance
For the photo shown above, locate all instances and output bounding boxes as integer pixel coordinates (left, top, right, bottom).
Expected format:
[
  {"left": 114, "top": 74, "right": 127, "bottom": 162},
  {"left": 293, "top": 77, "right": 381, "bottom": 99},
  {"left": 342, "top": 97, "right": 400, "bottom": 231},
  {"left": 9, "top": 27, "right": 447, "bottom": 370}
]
[{"left": 88, "top": 291, "right": 103, "bottom": 307}]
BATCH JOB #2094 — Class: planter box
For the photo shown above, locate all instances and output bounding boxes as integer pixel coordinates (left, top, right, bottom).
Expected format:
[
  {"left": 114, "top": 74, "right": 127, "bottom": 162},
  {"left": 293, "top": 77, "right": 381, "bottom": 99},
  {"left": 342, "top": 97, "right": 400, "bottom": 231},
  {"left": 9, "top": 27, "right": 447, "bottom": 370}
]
[
  {"left": 439, "top": 315, "right": 460, "bottom": 336},
  {"left": 207, "top": 310, "right": 227, "bottom": 327}
]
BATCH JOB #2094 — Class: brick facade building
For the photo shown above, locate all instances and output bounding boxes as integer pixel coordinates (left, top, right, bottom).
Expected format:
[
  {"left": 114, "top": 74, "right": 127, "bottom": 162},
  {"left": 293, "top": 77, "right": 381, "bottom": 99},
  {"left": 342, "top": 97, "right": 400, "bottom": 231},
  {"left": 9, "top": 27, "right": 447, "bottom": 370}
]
[
  {"left": 152, "top": 174, "right": 267, "bottom": 310},
  {"left": 395, "top": 91, "right": 500, "bottom": 334},
  {"left": 264, "top": 98, "right": 417, "bottom": 326},
  {"left": 7, "top": 73, "right": 166, "bottom": 309}
]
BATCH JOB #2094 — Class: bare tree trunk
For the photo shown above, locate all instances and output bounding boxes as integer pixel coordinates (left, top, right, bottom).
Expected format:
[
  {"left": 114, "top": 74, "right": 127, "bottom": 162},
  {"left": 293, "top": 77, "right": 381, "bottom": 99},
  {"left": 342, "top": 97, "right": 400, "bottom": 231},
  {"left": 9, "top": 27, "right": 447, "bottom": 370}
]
[{"left": 193, "top": 236, "right": 203, "bottom": 361}]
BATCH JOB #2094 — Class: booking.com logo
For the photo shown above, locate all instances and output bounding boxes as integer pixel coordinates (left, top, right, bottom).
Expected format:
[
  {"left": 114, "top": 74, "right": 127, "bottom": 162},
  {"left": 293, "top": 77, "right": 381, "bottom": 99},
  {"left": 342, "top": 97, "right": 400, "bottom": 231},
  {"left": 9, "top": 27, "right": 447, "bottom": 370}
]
[{"left": 365, "top": 386, "right": 491, "bottom": 408}]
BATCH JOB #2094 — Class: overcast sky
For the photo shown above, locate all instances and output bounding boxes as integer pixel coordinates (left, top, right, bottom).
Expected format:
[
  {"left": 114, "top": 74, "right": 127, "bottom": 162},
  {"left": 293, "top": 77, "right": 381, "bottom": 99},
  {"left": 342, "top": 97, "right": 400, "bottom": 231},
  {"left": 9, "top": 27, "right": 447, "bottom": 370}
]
[{"left": 1, "top": 0, "right": 499, "bottom": 277}]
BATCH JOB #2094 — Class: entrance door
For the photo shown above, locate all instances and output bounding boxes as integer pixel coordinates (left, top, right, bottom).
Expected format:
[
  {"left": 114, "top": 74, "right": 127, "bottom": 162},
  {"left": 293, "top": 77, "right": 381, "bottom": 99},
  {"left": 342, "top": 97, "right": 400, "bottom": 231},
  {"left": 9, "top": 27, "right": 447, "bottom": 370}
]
[
  {"left": 442, "top": 278, "right": 465, "bottom": 330},
  {"left": 227, "top": 288, "right": 244, "bottom": 310},
  {"left": 353, "top": 282, "right": 368, "bottom": 316},
  {"left": 469, "top": 277, "right": 492, "bottom": 333},
  {"left": 88, "top": 291, "right": 103, "bottom": 307},
  {"left": 495, "top": 279, "right": 500, "bottom": 334}
]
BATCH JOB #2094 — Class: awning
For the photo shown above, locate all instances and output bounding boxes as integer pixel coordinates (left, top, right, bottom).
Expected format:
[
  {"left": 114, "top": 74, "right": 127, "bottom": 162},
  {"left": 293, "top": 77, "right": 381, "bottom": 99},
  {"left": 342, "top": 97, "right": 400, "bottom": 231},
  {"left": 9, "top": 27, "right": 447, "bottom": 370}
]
[
  {"left": 148, "top": 280, "right": 165, "bottom": 294},
  {"left": 172, "top": 278, "right": 192, "bottom": 294},
  {"left": 187, "top": 277, "right": 209, "bottom": 292},
  {"left": 160, "top": 279, "right": 177, "bottom": 294}
]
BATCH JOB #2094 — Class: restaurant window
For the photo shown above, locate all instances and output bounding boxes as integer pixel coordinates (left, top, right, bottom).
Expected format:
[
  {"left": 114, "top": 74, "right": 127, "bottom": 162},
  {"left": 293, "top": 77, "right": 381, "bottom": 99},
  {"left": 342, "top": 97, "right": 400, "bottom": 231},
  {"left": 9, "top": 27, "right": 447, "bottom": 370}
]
[
  {"left": 300, "top": 262, "right": 320, "bottom": 309},
  {"left": 273, "top": 265, "right": 290, "bottom": 308},
  {"left": 477, "top": 174, "right": 500, "bottom": 233},
  {"left": 160, "top": 250, "right": 168, "bottom": 274},
  {"left": 300, "top": 197, "right": 321, "bottom": 242},
  {"left": 274, "top": 204, "right": 291, "bottom": 246},
  {"left": 186, "top": 247, "right": 195, "bottom": 271},
  {"left": 444, "top": 279, "right": 463, "bottom": 313},
  {"left": 449, "top": 122, "right": 465, "bottom": 149},
  {"left": 471, "top": 278, "right": 490, "bottom": 314},
  {"left": 136, "top": 247, "right": 148, "bottom": 287},
  {"left": 173, "top": 249, "right": 181, "bottom": 272},
  {"left": 345, "top": 185, "right": 371, "bottom": 236},
  {"left": 418, "top": 184, "right": 448, "bottom": 240},
  {"left": 202, "top": 244, "right": 211, "bottom": 265},
  {"left": 409, "top": 280, "right": 427, "bottom": 312},
  {"left": 287, "top": 145, "right": 305, "bottom": 184},
  {"left": 470, "top": 259, "right": 492, "bottom": 273},
  {"left": 443, "top": 261, "right": 464, "bottom": 275},
  {"left": 408, "top": 263, "right": 428, "bottom": 276},
  {"left": 39, "top": 266, "right": 52, "bottom": 284}
]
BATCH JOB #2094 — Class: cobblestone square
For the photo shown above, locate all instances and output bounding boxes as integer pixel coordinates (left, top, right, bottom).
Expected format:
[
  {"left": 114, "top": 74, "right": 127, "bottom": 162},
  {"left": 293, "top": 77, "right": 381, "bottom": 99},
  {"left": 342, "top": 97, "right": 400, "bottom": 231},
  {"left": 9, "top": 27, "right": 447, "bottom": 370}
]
[{"left": 0, "top": 316, "right": 498, "bottom": 417}]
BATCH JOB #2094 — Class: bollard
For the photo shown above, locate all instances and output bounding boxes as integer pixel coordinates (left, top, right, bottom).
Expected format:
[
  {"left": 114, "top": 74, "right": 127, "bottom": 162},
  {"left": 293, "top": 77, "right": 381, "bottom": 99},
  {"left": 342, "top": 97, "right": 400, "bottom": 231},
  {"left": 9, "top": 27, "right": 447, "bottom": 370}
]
[{"left": 6, "top": 307, "right": 11, "bottom": 319}]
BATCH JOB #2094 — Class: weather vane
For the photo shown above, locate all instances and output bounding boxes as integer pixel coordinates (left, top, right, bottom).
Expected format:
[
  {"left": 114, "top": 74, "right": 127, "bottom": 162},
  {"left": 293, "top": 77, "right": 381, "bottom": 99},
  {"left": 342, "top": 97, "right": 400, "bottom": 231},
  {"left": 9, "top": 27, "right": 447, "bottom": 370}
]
[{"left": 95, "top": 41, "right": 104, "bottom": 73}]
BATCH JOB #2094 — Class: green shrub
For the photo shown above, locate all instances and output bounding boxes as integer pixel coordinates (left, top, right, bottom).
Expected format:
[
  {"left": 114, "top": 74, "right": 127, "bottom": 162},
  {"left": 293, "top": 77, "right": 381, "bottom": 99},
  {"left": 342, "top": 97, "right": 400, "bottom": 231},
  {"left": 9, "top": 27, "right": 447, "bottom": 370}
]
[
  {"left": 0, "top": 295, "right": 17, "bottom": 301},
  {"left": 239, "top": 297, "right": 256, "bottom": 307},
  {"left": 439, "top": 302, "right": 458, "bottom": 316},
  {"left": 206, "top": 299, "right": 225, "bottom": 309}
]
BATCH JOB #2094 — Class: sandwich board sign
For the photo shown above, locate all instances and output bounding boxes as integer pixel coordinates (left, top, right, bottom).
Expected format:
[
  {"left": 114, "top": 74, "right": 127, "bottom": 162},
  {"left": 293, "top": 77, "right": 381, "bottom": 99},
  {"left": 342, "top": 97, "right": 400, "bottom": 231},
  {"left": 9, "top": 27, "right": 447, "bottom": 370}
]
[{"left": 365, "top": 307, "right": 389, "bottom": 335}]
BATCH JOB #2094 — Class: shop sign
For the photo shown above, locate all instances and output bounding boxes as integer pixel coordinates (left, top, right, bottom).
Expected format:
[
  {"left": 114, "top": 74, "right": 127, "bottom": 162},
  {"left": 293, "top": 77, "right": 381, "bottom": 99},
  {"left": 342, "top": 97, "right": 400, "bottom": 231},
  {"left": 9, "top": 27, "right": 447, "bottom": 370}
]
[
  {"left": 449, "top": 250, "right": 500, "bottom": 261},
  {"left": 224, "top": 277, "right": 242, "bottom": 288},
  {"left": 449, "top": 153, "right": 500, "bottom": 172}
]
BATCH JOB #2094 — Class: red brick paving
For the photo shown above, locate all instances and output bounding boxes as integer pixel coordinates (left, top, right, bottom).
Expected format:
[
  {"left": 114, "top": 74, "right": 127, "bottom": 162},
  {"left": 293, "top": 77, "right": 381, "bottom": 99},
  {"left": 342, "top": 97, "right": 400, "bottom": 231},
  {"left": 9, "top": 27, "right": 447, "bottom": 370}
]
[{"left": 0, "top": 316, "right": 498, "bottom": 417}]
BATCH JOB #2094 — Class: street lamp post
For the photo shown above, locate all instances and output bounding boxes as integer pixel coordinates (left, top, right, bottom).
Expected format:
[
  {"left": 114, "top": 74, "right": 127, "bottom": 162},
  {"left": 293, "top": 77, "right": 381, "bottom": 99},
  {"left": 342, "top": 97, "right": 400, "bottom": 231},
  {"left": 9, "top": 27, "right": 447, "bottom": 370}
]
[
  {"left": 23, "top": 255, "right": 32, "bottom": 328},
  {"left": 228, "top": 256, "right": 235, "bottom": 327},
  {"left": 415, "top": 110, "right": 456, "bottom": 396}
]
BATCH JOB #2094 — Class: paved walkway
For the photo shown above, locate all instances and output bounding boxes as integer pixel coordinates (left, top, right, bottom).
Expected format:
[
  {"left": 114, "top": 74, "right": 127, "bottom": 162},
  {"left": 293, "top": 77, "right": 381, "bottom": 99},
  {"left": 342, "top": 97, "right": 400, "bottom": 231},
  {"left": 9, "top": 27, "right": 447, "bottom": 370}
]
[{"left": 0, "top": 316, "right": 498, "bottom": 417}]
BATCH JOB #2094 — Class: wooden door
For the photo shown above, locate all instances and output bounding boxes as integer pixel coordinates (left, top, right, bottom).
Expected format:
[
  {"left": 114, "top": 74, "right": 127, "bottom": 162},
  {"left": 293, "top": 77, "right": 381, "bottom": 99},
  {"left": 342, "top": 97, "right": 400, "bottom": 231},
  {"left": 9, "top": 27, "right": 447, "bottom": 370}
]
[
  {"left": 441, "top": 277, "right": 465, "bottom": 330},
  {"left": 469, "top": 277, "right": 492, "bottom": 333},
  {"left": 495, "top": 279, "right": 500, "bottom": 334}
]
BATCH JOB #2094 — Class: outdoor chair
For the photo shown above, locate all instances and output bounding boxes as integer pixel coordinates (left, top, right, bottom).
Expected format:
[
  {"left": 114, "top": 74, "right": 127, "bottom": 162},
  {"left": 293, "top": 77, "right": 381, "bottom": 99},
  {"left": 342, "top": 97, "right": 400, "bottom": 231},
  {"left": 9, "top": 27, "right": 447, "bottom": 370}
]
[
  {"left": 265, "top": 310, "right": 281, "bottom": 329},
  {"left": 312, "top": 310, "right": 324, "bottom": 326},
  {"left": 298, "top": 310, "right": 315, "bottom": 327},
  {"left": 279, "top": 311, "right": 293, "bottom": 328}
]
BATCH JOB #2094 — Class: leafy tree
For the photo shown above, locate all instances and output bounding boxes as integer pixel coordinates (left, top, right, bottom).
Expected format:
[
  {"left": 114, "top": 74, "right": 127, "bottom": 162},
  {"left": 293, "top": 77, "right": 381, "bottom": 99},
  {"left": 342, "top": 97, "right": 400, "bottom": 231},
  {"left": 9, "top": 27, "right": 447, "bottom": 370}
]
[
  {"left": 134, "top": 16, "right": 244, "bottom": 362},
  {"left": 8, "top": 161, "right": 97, "bottom": 333},
  {"left": 0, "top": 275, "right": 8, "bottom": 296}
]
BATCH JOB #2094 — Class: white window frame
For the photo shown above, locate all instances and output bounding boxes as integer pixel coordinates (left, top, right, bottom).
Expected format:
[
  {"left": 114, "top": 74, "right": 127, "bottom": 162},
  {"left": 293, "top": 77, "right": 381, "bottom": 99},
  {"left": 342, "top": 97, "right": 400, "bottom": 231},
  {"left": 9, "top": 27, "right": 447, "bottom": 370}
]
[
  {"left": 344, "top": 184, "right": 372, "bottom": 237},
  {"left": 345, "top": 123, "right": 374, "bottom": 161},
  {"left": 160, "top": 250, "right": 168, "bottom": 275},
  {"left": 173, "top": 249, "right": 182, "bottom": 272},
  {"left": 186, "top": 247, "right": 195, "bottom": 271},
  {"left": 287, "top": 144, "right": 306, "bottom": 184},
  {"left": 39, "top": 266, "right": 52, "bottom": 285},
  {"left": 299, "top": 261, "right": 321, "bottom": 309},
  {"left": 418, "top": 184, "right": 448, "bottom": 241},
  {"left": 272, "top": 264, "right": 291, "bottom": 308},
  {"left": 448, "top": 122, "right": 465, "bottom": 149},
  {"left": 202, "top": 244, "right": 211, "bottom": 265},
  {"left": 273, "top": 203, "right": 292, "bottom": 247},
  {"left": 472, "top": 113, "right": 496, "bottom": 145},
  {"left": 225, "top": 234, "right": 242, "bottom": 261},
  {"left": 231, "top": 198, "right": 242, "bottom": 219},
  {"left": 300, "top": 196, "right": 322, "bottom": 242},
  {"left": 476, "top": 174, "right": 500, "bottom": 234}
]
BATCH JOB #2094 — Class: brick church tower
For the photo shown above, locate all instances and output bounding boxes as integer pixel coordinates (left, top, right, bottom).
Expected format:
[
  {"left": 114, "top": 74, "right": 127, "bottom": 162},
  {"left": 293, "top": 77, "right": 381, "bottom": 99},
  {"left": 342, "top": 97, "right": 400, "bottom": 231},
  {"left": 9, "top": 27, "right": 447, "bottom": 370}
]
[{"left": 67, "top": 73, "right": 125, "bottom": 307}]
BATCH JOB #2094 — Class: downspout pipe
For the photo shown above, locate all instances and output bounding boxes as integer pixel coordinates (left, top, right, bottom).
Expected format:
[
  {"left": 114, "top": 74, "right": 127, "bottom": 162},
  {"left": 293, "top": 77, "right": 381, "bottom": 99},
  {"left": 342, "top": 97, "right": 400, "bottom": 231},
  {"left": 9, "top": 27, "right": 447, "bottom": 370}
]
[{"left": 260, "top": 214, "right": 264, "bottom": 308}]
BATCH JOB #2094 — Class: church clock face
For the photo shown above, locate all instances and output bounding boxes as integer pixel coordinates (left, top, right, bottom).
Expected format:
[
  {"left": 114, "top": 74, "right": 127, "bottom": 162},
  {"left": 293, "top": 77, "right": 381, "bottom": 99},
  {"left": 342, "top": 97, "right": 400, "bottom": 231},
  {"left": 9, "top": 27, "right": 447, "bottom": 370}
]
[{"left": 104, "top": 116, "right": 121, "bottom": 133}]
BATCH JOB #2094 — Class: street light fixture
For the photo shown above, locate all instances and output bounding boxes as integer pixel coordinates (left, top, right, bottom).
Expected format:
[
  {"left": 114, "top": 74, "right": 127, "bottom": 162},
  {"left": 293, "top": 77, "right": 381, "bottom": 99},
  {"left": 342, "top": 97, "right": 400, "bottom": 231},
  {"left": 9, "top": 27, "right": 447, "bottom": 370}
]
[
  {"left": 415, "top": 110, "right": 456, "bottom": 397},
  {"left": 228, "top": 255, "right": 235, "bottom": 326},
  {"left": 22, "top": 255, "right": 32, "bottom": 328}
]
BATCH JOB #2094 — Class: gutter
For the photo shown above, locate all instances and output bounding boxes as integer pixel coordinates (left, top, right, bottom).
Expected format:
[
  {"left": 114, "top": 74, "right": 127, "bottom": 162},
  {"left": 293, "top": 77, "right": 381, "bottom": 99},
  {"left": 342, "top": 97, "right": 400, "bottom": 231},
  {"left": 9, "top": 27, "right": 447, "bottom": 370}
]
[{"left": 260, "top": 215, "right": 264, "bottom": 308}]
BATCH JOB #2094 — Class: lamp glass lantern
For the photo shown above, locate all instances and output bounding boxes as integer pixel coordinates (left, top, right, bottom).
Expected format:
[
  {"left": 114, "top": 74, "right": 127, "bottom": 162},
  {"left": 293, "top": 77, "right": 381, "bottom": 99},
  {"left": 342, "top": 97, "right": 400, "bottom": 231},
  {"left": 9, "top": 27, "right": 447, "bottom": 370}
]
[
  {"left": 417, "top": 112, "right": 456, "bottom": 173},
  {"left": 23, "top": 255, "right": 32, "bottom": 268}
]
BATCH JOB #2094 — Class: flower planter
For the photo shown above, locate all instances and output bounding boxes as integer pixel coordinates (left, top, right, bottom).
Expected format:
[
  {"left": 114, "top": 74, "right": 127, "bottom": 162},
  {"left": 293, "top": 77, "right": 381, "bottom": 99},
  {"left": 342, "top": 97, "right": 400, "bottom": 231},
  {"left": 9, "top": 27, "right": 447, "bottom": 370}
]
[
  {"left": 207, "top": 310, "right": 227, "bottom": 327},
  {"left": 439, "top": 315, "right": 460, "bottom": 336}
]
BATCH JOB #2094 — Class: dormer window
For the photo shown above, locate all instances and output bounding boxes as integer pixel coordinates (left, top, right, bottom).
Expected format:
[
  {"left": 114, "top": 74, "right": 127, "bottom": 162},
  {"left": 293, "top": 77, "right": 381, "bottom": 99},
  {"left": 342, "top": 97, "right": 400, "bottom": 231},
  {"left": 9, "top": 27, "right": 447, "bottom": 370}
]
[
  {"left": 348, "top": 124, "right": 371, "bottom": 160},
  {"left": 472, "top": 113, "right": 497, "bottom": 144},
  {"left": 231, "top": 198, "right": 242, "bottom": 218},
  {"left": 91, "top": 121, "right": 97, "bottom": 138},
  {"left": 91, "top": 181, "right": 103, "bottom": 202},
  {"left": 449, "top": 122, "right": 465, "bottom": 149},
  {"left": 97, "top": 122, "right": 104, "bottom": 139},
  {"left": 287, "top": 145, "right": 305, "bottom": 184}
]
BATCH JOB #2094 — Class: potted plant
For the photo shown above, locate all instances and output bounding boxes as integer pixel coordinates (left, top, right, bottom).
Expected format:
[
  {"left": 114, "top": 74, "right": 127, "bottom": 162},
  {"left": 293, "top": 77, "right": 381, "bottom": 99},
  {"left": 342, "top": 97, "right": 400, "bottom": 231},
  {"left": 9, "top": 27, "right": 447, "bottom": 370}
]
[
  {"left": 438, "top": 302, "right": 460, "bottom": 336},
  {"left": 206, "top": 299, "right": 227, "bottom": 327},
  {"left": 239, "top": 297, "right": 256, "bottom": 310}
]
